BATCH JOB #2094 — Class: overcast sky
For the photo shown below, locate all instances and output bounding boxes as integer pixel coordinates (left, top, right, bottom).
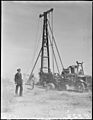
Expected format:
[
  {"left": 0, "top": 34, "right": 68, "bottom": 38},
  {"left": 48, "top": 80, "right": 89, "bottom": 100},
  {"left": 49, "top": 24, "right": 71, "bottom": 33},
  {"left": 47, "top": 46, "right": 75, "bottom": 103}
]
[{"left": 2, "top": 1, "right": 92, "bottom": 79}]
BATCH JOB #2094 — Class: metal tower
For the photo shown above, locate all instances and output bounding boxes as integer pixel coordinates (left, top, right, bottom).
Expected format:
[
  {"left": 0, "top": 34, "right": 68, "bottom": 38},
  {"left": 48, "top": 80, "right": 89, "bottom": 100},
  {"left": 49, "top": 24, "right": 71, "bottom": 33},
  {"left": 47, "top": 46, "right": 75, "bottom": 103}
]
[
  {"left": 39, "top": 8, "right": 53, "bottom": 73},
  {"left": 27, "top": 8, "right": 63, "bottom": 86}
]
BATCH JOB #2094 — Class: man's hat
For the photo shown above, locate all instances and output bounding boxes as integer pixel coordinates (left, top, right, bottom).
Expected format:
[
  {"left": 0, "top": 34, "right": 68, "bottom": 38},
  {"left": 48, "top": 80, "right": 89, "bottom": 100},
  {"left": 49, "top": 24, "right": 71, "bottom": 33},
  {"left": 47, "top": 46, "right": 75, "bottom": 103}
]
[{"left": 17, "top": 68, "right": 21, "bottom": 71}]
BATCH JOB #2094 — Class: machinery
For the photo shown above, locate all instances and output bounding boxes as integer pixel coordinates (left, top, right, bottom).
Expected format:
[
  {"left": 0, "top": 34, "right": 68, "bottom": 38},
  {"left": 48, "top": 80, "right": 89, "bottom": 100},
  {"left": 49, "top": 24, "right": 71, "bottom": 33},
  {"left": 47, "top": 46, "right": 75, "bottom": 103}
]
[
  {"left": 27, "top": 8, "right": 64, "bottom": 86},
  {"left": 61, "top": 61, "right": 92, "bottom": 92},
  {"left": 27, "top": 8, "right": 92, "bottom": 92}
]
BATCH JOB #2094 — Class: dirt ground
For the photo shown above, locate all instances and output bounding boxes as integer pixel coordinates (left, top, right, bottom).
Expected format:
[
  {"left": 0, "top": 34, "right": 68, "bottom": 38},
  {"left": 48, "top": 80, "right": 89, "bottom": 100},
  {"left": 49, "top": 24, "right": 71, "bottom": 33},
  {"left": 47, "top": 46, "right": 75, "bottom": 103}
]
[{"left": 1, "top": 78, "right": 92, "bottom": 119}]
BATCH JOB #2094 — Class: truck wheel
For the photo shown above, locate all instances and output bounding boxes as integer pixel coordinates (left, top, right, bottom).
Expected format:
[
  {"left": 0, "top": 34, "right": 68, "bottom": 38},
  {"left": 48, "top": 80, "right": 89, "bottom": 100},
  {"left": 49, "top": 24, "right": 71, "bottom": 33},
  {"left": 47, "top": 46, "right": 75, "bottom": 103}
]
[
  {"left": 78, "top": 83, "right": 85, "bottom": 92},
  {"left": 58, "top": 84, "right": 66, "bottom": 91}
]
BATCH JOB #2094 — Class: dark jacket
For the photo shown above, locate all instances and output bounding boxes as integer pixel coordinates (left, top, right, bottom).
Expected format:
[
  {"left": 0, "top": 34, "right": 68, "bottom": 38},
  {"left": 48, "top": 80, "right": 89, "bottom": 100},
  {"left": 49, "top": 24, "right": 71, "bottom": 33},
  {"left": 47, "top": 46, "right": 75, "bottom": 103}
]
[{"left": 15, "top": 73, "right": 23, "bottom": 85}]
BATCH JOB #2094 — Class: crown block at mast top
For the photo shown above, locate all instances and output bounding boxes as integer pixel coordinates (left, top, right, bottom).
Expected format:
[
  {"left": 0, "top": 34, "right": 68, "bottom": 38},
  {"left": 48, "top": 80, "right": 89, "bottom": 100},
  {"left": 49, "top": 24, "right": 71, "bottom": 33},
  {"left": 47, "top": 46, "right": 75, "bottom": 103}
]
[{"left": 39, "top": 8, "right": 53, "bottom": 18}]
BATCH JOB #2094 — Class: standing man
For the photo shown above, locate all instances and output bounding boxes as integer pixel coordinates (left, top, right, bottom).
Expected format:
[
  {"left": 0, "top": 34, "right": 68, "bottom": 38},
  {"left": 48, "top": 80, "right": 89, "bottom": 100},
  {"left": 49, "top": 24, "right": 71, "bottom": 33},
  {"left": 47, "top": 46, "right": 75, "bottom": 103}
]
[{"left": 14, "top": 68, "right": 23, "bottom": 96}]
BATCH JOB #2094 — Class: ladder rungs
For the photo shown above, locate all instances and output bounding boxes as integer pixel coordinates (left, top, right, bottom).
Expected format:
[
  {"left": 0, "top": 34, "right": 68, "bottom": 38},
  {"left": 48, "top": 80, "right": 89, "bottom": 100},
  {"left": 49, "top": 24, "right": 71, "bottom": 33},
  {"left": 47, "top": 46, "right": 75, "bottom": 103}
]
[
  {"left": 43, "top": 56, "right": 48, "bottom": 58},
  {"left": 42, "top": 67, "right": 48, "bottom": 69}
]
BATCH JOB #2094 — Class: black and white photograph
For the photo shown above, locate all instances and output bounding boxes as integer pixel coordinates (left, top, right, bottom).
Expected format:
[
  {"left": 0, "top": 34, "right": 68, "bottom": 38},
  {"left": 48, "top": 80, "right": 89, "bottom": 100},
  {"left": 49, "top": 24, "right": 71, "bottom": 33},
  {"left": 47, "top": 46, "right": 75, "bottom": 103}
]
[{"left": 1, "top": 1, "right": 92, "bottom": 119}]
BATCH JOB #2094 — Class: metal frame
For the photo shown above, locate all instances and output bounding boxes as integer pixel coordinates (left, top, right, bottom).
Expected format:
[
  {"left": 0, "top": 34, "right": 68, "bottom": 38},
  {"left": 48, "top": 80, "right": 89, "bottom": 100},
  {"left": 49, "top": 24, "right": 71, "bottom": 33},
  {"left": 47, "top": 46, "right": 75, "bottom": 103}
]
[{"left": 39, "top": 8, "right": 53, "bottom": 73}]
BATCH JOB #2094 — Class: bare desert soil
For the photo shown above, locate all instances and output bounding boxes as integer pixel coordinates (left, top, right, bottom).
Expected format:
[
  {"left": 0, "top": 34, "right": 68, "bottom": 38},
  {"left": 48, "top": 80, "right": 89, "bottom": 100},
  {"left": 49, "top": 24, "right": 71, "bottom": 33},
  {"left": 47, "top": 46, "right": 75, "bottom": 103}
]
[{"left": 1, "top": 78, "right": 92, "bottom": 119}]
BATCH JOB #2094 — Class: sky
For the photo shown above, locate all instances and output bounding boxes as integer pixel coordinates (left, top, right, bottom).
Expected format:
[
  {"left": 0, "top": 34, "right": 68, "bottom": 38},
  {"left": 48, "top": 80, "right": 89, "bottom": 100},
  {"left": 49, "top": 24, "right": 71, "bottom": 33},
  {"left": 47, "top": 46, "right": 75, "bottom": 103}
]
[{"left": 2, "top": 1, "right": 92, "bottom": 80}]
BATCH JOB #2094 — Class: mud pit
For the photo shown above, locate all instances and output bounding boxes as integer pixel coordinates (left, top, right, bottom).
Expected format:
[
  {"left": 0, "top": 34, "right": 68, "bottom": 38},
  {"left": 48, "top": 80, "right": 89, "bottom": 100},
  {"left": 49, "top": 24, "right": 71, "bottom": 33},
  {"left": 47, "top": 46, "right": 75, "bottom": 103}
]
[{"left": 1, "top": 79, "right": 92, "bottom": 119}]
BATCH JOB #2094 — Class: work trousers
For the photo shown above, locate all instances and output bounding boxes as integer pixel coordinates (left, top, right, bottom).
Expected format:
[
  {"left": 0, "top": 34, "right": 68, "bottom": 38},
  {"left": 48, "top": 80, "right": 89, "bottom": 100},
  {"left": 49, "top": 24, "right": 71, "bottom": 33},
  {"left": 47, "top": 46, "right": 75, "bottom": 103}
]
[{"left": 15, "top": 84, "right": 23, "bottom": 96}]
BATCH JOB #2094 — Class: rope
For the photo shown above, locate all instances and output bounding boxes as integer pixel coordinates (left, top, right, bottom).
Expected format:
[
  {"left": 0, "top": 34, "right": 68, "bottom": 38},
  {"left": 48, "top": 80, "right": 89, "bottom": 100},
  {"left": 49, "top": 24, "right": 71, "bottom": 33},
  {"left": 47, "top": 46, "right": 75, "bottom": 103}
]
[
  {"left": 48, "top": 11, "right": 54, "bottom": 74},
  {"left": 51, "top": 10, "right": 54, "bottom": 74},
  {"left": 25, "top": 18, "right": 41, "bottom": 75},
  {"left": 47, "top": 19, "right": 64, "bottom": 70},
  {"left": 31, "top": 18, "right": 41, "bottom": 67},
  {"left": 48, "top": 33, "right": 60, "bottom": 74},
  {"left": 28, "top": 48, "right": 42, "bottom": 82}
]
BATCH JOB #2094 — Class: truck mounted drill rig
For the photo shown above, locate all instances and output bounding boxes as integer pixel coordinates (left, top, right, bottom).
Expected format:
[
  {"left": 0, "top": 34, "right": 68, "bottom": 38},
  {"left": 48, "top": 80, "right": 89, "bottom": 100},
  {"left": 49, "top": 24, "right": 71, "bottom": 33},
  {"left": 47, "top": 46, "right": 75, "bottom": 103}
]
[{"left": 26, "top": 8, "right": 92, "bottom": 92}]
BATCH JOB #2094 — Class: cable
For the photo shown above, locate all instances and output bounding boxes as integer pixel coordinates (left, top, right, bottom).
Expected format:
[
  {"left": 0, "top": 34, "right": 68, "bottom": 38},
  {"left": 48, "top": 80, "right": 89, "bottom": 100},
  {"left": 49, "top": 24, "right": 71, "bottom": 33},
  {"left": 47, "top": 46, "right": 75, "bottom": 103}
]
[
  {"left": 27, "top": 48, "right": 42, "bottom": 82},
  {"left": 31, "top": 18, "right": 41, "bottom": 67},
  {"left": 51, "top": 10, "right": 54, "bottom": 74},
  {"left": 48, "top": 33, "right": 60, "bottom": 74},
  {"left": 48, "top": 11, "right": 54, "bottom": 74},
  {"left": 25, "top": 18, "right": 41, "bottom": 75},
  {"left": 47, "top": 19, "right": 64, "bottom": 70}
]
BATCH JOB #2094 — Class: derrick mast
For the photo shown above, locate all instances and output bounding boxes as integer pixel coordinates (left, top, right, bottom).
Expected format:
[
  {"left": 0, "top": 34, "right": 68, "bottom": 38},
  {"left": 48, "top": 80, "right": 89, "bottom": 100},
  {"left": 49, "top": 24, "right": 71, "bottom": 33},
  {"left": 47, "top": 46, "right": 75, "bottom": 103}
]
[{"left": 39, "top": 8, "right": 53, "bottom": 85}]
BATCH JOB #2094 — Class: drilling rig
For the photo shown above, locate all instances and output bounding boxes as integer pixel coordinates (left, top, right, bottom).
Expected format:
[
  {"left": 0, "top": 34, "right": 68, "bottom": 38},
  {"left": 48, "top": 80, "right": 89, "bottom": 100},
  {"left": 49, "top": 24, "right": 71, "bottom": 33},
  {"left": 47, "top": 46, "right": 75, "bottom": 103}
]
[
  {"left": 26, "top": 8, "right": 92, "bottom": 92},
  {"left": 39, "top": 8, "right": 53, "bottom": 86},
  {"left": 27, "top": 8, "right": 64, "bottom": 86}
]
